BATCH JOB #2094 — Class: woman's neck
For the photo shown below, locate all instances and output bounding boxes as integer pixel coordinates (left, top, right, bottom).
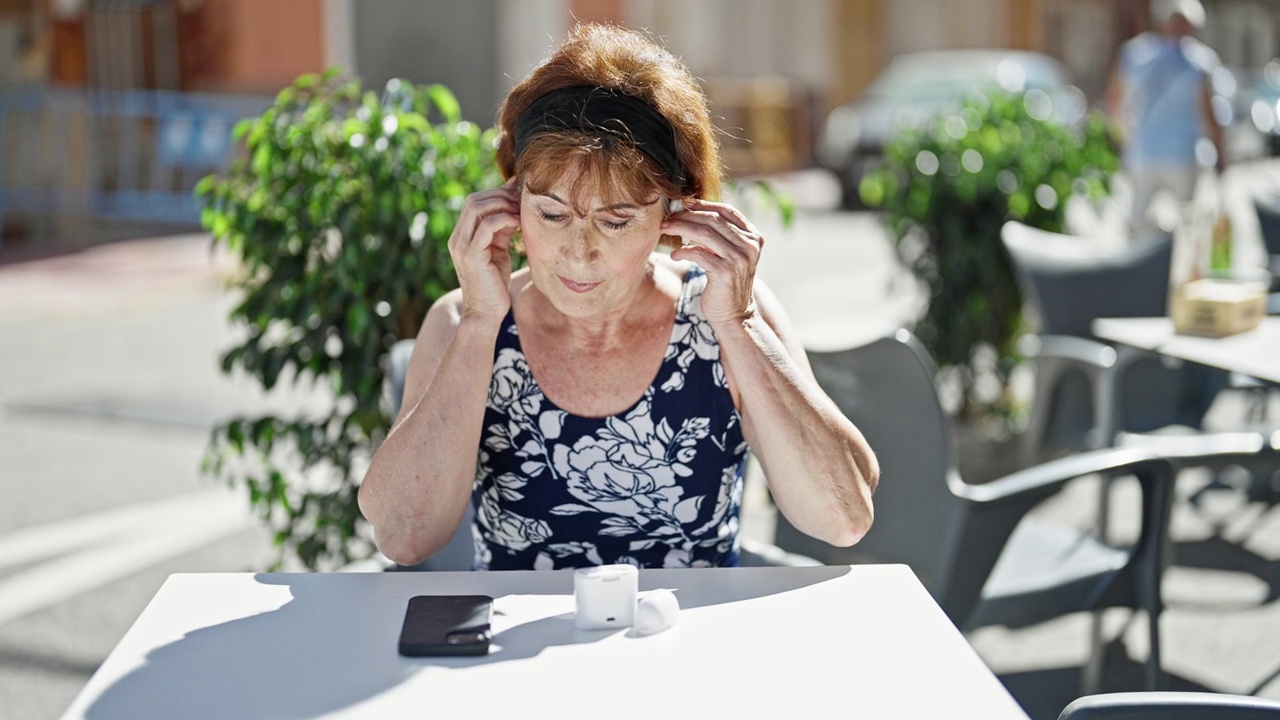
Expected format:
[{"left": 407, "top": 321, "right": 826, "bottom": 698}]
[{"left": 516, "top": 256, "right": 680, "bottom": 352}]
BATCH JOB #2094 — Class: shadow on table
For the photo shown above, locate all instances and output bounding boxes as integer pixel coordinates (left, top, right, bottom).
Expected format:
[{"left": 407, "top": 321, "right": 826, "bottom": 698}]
[
  {"left": 474, "top": 565, "right": 854, "bottom": 665},
  {"left": 82, "top": 566, "right": 852, "bottom": 719},
  {"left": 999, "top": 640, "right": 1215, "bottom": 720},
  {"left": 83, "top": 574, "right": 416, "bottom": 720}
]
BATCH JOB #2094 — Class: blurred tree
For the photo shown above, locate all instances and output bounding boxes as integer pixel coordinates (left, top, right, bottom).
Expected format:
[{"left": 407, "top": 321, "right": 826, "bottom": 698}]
[
  {"left": 196, "top": 71, "right": 501, "bottom": 569},
  {"left": 860, "top": 90, "right": 1118, "bottom": 422}
]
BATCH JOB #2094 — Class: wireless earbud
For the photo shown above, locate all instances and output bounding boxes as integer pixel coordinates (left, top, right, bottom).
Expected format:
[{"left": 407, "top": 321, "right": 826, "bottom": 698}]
[{"left": 634, "top": 589, "right": 679, "bottom": 635}]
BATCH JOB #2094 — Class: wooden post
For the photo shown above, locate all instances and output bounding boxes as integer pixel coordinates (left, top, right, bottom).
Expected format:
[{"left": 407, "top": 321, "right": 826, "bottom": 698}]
[{"left": 831, "top": 0, "right": 885, "bottom": 109}]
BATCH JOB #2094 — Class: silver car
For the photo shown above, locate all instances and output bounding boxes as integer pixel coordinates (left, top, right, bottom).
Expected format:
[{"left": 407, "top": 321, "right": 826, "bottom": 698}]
[{"left": 816, "top": 50, "right": 1086, "bottom": 208}]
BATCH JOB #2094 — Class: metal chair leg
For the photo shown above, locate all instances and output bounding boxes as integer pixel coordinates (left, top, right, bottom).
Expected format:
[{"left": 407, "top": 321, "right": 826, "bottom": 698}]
[{"left": 1083, "top": 613, "right": 1107, "bottom": 693}]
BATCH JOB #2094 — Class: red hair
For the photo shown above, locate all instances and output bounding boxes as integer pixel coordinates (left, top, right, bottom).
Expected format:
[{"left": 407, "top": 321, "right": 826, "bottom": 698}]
[{"left": 496, "top": 23, "right": 722, "bottom": 209}]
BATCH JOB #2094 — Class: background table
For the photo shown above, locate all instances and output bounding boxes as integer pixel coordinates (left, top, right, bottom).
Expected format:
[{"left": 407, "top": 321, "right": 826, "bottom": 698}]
[
  {"left": 61, "top": 565, "right": 1027, "bottom": 719},
  {"left": 1093, "top": 316, "right": 1280, "bottom": 385}
]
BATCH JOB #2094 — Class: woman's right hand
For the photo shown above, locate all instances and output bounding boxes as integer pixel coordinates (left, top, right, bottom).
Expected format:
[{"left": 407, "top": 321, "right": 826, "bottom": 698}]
[{"left": 448, "top": 179, "right": 522, "bottom": 323}]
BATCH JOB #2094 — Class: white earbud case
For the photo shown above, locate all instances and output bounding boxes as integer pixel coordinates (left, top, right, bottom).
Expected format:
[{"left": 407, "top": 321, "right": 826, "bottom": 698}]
[{"left": 573, "top": 564, "right": 638, "bottom": 630}]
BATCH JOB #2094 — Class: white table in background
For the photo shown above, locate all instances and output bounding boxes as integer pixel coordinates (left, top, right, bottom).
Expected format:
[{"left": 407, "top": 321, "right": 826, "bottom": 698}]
[
  {"left": 1093, "top": 316, "right": 1280, "bottom": 385},
  {"left": 61, "top": 565, "right": 1028, "bottom": 720}
]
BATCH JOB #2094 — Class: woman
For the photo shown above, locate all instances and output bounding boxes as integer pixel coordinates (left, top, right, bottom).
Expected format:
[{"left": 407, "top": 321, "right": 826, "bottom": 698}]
[{"left": 359, "top": 24, "right": 877, "bottom": 570}]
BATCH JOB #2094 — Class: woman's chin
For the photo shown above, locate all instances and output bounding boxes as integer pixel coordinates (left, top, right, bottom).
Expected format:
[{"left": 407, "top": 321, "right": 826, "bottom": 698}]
[{"left": 530, "top": 277, "right": 608, "bottom": 318}]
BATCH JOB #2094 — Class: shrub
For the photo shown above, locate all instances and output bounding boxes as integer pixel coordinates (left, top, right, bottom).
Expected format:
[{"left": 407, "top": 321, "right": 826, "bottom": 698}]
[
  {"left": 197, "top": 71, "right": 501, "bottom": 569},
  {"left": 859, "top": 89, "right": 1117, "bottom": 418}
]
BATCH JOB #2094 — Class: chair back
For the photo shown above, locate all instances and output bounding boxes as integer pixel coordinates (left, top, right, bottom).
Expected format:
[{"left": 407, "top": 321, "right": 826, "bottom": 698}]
[
  {"left": 1059, "top": 691, "right": 1280, "bottom": 720},
  {"left": 1254, "top": 194, "right": 1280, "bottom": 257},
  {"left": 772, "top": 330, "right": 959, "bottom": 590},
  {"left": 1001, "top": 221, "right": 1222, "bottom": 445},
  {"left": 386, "top": 339, "right": 416, "bottom": 418},
  {"left": 1001, "top": 221, "right": 1172, "bottom": 338}
]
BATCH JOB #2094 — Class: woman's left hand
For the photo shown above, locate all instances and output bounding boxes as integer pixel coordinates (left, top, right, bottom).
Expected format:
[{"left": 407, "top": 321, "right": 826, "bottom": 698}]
[{"left": 664, "top": 198, "right": 764, "bottom": 326}]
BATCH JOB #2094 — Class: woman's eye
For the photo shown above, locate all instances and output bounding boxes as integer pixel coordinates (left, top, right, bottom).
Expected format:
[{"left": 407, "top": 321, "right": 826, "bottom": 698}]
[
  {"left": 601, "top": 218, "right": 632, "bottom": 230},
  {"left": 538, "top": 210, "right": 566, "bottom": 223}
]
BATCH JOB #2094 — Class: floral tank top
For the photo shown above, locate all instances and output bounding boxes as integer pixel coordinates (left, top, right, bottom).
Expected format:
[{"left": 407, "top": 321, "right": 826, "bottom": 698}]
[{"left": 472, "top": 266, "right": 747, "bottom": 570}]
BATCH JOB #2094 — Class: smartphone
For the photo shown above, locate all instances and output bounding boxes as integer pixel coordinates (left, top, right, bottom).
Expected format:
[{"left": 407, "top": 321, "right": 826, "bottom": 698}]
[{"left": 398, "top": 594, "right": 494, "bottom": 657}]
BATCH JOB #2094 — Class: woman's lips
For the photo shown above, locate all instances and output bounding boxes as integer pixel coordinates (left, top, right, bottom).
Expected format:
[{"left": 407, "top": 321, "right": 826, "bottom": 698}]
[{"left": 558, "top": 276, "right": 602, "bottom": 293}]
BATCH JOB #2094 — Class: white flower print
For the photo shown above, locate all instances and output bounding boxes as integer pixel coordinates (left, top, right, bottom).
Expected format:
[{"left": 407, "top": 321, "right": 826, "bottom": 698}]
[
  {"left": 671, "top": 313, "right": 719, "bottom": 362},
  {"left": 488, "top": 348, "right": 541, "bottom": 418},
  {"left": 669, "top": 285, "right": 720, "bottom": 363},
  {"left": 712, "top": 359, "right": 728, "bottom": 389},
  {"left": 659, "top": 272, "right": 722, "bottom": 394},
  {"left": 548, "top": 394, "right": 712, "bottom": 546},
  {"left": 472, "top": 523, "right": 492, "bottom": 570},
  {"left": 476, "top": 470, "right": 551, "bottom": 552},
  {"left": 544, "top": 541, "right": 604, "bottom": 564},
  {"left": 691, "top": 461, "right": 744, "bottom": 538}
]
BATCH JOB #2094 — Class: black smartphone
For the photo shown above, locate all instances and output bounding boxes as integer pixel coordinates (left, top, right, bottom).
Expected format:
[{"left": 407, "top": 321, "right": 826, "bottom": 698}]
[{"left": 398, "top": 594, "right": 494, "bottom": 657}]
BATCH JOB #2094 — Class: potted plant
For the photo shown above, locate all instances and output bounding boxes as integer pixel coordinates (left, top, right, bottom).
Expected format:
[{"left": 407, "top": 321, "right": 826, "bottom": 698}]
[
  {"left": 197, "top": 70, "right": 501, "bottom": 569},
  {"left": 859, "top": 89, "right": 1117, "bottom": 431}
]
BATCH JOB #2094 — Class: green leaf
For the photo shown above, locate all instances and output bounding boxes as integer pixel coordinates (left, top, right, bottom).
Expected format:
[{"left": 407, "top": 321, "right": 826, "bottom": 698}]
[
  {"left": 226, "top": 420, "right": 245, "bottom": 455},
  {"left": 421, "top": 84, "right": 461, "bottom": 124},
  {"left": 232, "top": 117, "right": 256, "bottom": 142}
]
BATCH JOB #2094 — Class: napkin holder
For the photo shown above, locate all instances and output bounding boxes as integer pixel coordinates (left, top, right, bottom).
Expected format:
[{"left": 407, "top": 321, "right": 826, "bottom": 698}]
[{"left": 1170, "top": 278, "right": 1266, "bottom": 337}]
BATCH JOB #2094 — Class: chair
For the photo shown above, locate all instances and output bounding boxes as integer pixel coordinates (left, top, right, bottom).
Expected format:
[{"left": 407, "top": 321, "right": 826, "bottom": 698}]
[
  {"left": 771, "top": 329, "right": 1272, "bottom": 690},
  {"left": 1058, "top": 692, "right": 1280, "bottom": 720},
  {"left": 378, "top": 339, "right": 817, "bottom": 571},
  {"left": 1000, "top": 221, "right": 1227, "bottom": 464},
  {"left": 1253, "top": 194, "right": 1280, "bottom": 274}
]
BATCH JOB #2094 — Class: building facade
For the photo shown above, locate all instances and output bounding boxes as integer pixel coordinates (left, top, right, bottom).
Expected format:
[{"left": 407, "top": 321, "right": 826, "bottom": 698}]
[{"left": 5, "top": 0, "right": 1280, "bottom": 167}]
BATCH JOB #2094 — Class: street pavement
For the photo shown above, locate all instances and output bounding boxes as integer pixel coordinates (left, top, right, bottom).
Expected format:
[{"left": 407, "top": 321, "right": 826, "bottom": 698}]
[{"left": 0, "top": 165, "right": 1277, "bottom": 719}]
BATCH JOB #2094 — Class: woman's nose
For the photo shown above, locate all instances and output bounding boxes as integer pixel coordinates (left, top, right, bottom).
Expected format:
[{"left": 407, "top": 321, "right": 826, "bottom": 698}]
[{"left": 564, "top": 221, "right": 598, "bottom": 262}]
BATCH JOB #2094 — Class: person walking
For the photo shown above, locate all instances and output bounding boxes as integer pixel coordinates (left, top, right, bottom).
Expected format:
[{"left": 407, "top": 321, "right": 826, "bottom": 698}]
[{"left": 1107, "top": 0, "right": 1224, "bottom": 232}]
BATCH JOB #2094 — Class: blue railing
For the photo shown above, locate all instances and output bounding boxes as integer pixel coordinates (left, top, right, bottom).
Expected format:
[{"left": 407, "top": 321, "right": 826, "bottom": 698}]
[{"left": 0, "top": 87, "right": 271, "bottom": 246}]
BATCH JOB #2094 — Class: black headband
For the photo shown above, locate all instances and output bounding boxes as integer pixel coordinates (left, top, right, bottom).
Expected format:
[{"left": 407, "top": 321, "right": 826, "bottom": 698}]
[{"left": 513, "top": 85, "right": 688, "bottom": 193}]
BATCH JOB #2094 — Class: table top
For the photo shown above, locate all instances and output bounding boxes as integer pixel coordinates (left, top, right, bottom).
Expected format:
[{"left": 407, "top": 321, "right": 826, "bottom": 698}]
[
  {"left": 61, "top": 565, "right": 1027, "bottom": 720},
  {"left": 1093, "top": 316, "right": 1280, "bottom": 384}
]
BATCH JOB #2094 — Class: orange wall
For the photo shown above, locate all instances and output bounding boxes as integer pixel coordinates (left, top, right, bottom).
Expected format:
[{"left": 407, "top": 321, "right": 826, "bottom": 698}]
[
  {"left": 832, "top": 0, "right": 885, "bottom": 107},
  {"left": 220, "top": 0, "right": 324, "bottom": 93},
  {"left": 569, "top": 0, "right": 627, "bottom": 25}
]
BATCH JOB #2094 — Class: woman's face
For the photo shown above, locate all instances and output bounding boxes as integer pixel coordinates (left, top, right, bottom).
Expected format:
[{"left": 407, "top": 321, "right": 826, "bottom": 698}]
[{"left": 519, "top": 171, "right": 666, "bottom": 318}]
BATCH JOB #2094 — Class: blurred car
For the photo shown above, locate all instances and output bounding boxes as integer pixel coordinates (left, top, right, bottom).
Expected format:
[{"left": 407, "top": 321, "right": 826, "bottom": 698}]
[
  {"left": 1242, "top": 60, "right": 1280, "bottom": 156},
  {"left": 1201, "top": 64, "right": 1267, "bottom": 163},
  {"left": 816, "top": 50, "right": 1086, "bottom": 209}
]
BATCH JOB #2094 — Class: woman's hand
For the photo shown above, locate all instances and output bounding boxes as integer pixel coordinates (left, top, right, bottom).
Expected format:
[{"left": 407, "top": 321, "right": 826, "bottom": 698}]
[
  {"left": 664, "top": 198, "right": 764, "bottom": 326},
  {"left": 448, "top": 180, "right": 522, "bottom": 323}
]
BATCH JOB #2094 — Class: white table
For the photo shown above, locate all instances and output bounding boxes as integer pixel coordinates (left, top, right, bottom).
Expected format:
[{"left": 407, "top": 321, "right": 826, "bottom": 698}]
[
  {"left": 1093, "top": 316, "right": 1280, "bottom": 385},
  {"left": 61, "top": 565, "right": 1027, "bottom": 719}
]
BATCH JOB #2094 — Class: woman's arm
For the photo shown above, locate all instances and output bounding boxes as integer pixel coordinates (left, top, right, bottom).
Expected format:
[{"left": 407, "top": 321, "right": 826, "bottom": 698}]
[
  {"left": 357, "top": 296, "right": 499, "bottom": 565},
  {"left": 358, "top": 184, "right": 520, "bottom": 565},
  {"left": 714, "top": 281, "right": 878, "bottom": 547},
  {"left": 664, "top": 200, "right": 878, "bottom": 547}
]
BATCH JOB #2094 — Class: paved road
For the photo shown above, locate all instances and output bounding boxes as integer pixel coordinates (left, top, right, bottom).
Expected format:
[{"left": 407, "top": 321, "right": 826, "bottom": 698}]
[{"left": 1, "top": 164, "right": 1278, "bottom": 719}]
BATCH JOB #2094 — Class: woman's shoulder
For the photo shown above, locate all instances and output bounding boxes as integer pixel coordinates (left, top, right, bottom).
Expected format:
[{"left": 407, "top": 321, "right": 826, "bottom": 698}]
[
  {"left": 424, "top": 269, "right": 533, "bottom": 330},
  {"left": 423, "top": 288, "right": 465, "bottom": 331}
]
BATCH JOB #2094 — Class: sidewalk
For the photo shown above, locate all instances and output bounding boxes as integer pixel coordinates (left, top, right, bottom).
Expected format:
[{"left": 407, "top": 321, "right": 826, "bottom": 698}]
[{"left": 0, "top": 234, "right": 285, "bottom": 719}]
